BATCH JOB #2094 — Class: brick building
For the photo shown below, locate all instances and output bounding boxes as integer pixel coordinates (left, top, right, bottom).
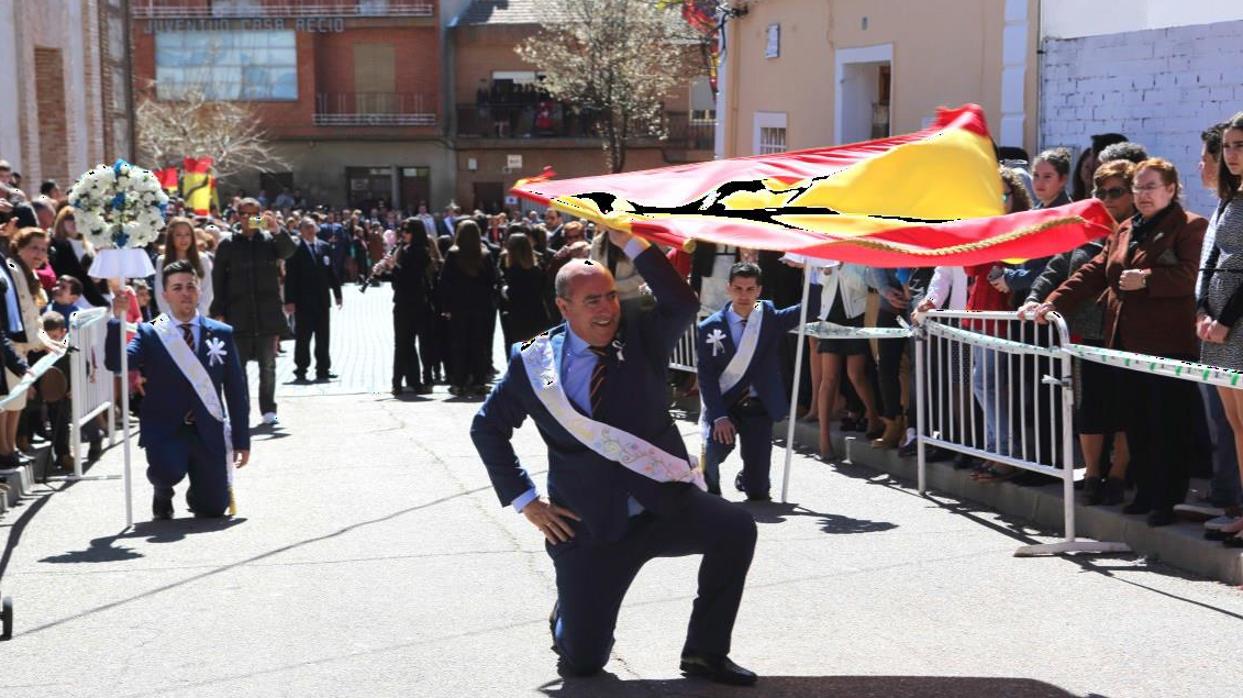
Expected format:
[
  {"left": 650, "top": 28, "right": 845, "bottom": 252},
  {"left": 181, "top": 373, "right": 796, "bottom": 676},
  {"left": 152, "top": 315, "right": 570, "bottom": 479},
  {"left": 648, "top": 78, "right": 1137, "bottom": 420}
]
[
  {"left": 128, "top": 0, "right": 714, "bottom": 212},
  {"left": 0, "top": 0, "right": 134, "bottom": 192}
]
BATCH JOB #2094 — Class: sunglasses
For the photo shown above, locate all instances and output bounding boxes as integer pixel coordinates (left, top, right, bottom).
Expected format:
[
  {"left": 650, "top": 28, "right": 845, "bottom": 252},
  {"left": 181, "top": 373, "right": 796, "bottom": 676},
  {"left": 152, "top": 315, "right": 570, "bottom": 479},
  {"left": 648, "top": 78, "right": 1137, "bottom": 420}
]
[{"left": 1093, "top": 186, "right": 1128, "bottom": 200}]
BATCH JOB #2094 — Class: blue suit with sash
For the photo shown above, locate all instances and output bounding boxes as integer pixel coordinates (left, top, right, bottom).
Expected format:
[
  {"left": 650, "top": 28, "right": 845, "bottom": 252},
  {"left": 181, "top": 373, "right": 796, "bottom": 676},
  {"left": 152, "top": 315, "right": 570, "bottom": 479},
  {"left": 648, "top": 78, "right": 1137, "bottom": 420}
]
[
  {"left": 696, "top": 288, "right": 820, "bottom": 497},
  {"left": 471, "top": 244, "right": 758, "bottom": 675},
  {"left": 106, "top": 314, "right": 250, "bottom": 516}
]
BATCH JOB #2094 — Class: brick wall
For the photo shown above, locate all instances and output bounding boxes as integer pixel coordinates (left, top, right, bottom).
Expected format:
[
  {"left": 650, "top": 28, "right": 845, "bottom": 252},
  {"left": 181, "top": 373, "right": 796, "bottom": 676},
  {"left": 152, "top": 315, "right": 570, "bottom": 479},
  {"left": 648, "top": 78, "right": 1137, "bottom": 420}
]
[
  {"left": 1040, "top": 20, "right": 1243, "bottom": 217},
  {"left": 33, "top": 47, "right": 68, "bottom": 186}
]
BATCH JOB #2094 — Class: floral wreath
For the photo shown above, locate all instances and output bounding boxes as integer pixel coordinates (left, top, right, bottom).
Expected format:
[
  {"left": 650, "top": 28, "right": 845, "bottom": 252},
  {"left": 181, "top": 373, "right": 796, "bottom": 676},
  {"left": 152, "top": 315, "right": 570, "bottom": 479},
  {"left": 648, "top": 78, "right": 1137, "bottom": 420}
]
[{"left": 68, "top": 159, "right": 169, "bottom": 250}]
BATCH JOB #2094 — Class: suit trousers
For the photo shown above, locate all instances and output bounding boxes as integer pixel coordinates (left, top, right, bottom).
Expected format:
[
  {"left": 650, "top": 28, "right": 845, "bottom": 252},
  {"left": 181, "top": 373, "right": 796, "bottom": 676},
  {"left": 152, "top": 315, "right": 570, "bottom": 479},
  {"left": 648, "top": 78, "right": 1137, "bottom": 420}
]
[
  {"left": 145, "top": 423, "right": 230, "bottom": 516},
  {"left": 294, "top": 309, "right": 331, "bottom": 378},
  {"left": 234, "top": 333, "right": 278, "bottom": 415},
  {"left": 703, "top": 400, "right": 774, "bottom": 496},
  {"left": 551, "top": 488, "right": 757, "bottom": 675}
]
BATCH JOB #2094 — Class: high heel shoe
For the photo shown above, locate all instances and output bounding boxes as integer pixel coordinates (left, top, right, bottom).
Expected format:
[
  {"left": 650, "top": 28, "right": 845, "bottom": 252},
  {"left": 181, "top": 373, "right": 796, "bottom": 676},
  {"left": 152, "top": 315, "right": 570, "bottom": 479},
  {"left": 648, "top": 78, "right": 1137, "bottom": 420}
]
[
  {"left": 1224, "top": 531, "right": 1243, "bottom": 548},
  {"left": 1219, "top": 516, "right": 1243, "bottom": 535}
]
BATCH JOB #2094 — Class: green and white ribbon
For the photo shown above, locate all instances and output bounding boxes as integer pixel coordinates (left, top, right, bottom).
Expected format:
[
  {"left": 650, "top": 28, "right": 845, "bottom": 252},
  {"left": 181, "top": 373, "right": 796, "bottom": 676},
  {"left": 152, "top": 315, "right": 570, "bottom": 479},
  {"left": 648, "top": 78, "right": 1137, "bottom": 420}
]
[
  {"left": 1063, "top": 342, "right": 1243, "bottom": 390},
  {"left": 922, "top": 321, "right": 1061, "bottom": 358},
  {"left": 795, "top": 320, "right": 912, "bottom": 341}
]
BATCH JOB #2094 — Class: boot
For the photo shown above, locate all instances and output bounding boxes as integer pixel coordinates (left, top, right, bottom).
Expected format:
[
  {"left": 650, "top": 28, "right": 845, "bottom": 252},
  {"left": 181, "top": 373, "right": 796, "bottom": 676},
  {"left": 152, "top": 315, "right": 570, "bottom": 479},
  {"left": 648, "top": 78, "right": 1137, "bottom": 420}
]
[
  {"left": 864, "top": 416, "right": 885, "bottom": 440},
  {"left": 871, "top": 416, "right": 904, "bottom": 449}
]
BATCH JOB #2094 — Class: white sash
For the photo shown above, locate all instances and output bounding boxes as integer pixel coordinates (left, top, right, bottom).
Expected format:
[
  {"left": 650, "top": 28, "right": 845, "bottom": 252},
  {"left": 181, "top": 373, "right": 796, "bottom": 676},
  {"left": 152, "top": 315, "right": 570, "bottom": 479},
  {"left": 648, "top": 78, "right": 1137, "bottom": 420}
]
[
  {"left": 521, "top": 334, "right": 706, "bottom": 491},
  {"left": 700, "top": 303, "right": 763, "bottom": 442},
  {"left": 151, "top": 314, "right": 236, "bottom": 508}
]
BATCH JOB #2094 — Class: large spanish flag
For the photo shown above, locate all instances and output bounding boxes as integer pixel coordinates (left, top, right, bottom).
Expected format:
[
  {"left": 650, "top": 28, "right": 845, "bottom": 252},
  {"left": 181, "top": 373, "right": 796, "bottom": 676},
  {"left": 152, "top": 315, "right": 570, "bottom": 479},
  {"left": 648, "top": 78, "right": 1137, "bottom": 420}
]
[{"left": 513, "top": 104, "right": 1114, "bottom": 266}]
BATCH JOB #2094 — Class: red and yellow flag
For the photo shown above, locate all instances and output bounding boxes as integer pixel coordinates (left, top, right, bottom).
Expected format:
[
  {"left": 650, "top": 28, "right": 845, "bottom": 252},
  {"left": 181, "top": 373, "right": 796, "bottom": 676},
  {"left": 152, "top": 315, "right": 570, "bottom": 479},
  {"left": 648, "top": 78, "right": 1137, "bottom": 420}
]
[
  {"left": 512, "top": 104, "right": 1114, "bottom": 266},
  {"left": 182, "top": 156, "right": 215, "bottom": 216}
]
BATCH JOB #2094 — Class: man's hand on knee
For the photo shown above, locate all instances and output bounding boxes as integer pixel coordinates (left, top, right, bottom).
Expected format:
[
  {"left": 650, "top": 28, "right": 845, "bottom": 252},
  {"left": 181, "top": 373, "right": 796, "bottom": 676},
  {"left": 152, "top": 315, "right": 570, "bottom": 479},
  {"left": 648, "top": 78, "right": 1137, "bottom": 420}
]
[
  {"left": 712, "top": 417, "right": 736, "bottom": 445},
  {"left": 521, "top": 497, "right": 581, "bottom": 544}
]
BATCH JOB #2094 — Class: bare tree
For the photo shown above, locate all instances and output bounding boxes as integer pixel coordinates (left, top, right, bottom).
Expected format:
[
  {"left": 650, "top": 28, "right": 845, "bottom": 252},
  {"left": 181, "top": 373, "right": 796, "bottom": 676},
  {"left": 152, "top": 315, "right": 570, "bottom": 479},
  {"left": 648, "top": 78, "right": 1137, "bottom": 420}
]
[
  {"left": 516, "top": 0, "right": 696, "bottom": 173},
  {"left": 135, "top": 87, "right": 287, "bottom": 196}
]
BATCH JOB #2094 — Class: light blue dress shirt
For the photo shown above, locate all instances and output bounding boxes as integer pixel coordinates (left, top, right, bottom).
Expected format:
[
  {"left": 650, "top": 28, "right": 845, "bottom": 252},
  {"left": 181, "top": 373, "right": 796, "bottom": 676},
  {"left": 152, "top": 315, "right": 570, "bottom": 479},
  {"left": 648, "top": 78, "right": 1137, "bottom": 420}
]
[
  {"left": 511, "top": 237, "right": 651, "bottom": 515},
  {"left": 170, "top": 312, "right": 203, "bottom": 350},
  {"left": 723, "top": 305, "right": 760, "bottom": 398}
]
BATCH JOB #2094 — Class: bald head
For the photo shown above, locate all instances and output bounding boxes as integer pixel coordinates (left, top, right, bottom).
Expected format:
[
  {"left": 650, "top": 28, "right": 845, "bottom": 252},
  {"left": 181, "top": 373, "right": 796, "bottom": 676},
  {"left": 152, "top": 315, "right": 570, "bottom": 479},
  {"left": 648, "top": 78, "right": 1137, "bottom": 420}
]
[
  {"left": 554, "top": 259, "right": 620, "bottom": 346},
  {"left": 554, "top": 258, "right": 613, "bottom": 300}
]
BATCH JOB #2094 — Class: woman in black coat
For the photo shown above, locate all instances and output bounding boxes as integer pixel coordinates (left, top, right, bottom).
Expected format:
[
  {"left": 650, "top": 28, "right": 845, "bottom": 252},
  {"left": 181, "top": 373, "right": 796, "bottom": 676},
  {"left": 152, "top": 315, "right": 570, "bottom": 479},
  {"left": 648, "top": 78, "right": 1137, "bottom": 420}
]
[
  {"left": 438, "top": 220, "right": 498, "bottom": 396},
  {"left": 376, "top": 218, "right": 437, "bottom": 396},
  {"left": 500, "top": 232, "right": 552, "bottom": 346}
]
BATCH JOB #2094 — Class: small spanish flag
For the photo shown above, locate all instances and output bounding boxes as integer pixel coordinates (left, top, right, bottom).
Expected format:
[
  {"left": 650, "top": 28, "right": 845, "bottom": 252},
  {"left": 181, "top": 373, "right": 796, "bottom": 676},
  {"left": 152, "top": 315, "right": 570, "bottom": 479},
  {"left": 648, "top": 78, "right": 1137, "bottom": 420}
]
[{"left": 182, "top": 156, "right": 214, "bottom": 216}]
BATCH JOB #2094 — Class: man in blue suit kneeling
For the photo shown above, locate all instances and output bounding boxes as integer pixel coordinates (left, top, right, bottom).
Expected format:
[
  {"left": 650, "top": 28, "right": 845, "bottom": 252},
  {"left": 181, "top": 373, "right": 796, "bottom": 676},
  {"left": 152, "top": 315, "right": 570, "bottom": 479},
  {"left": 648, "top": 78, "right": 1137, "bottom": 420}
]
[
  {"left": 471, "top": 229, "right": 759, "bottom": 686},
  {"left": 107, "top": 259, "right": 250, "bottom": 520},
  {"left": 697, "top": 262, "right": 821, "bottom": 500}
]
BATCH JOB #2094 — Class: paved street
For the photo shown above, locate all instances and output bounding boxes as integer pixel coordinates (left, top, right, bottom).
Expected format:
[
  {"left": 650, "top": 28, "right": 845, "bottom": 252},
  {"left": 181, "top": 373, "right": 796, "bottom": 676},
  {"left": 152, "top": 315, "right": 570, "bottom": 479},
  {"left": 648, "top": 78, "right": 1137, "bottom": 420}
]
[{"left": 1, "top": 284, "right": 1242, "bottom": 697}]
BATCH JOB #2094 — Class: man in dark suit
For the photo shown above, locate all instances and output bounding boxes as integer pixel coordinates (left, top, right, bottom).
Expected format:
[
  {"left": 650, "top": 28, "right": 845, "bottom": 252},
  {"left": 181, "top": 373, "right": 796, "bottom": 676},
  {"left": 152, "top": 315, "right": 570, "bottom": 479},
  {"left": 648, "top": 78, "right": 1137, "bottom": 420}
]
[
  {"left": 106, "top": 260, "right": 250, "bottom": 519},
  {"left": 697, "top": 262, "right": 820, "bottom": 500},
  {"left": 284, "top": 217, "right": 342, "bottom": 382},
  {"left": 471, "top": 230, "right": 759, "bottom": 686}
]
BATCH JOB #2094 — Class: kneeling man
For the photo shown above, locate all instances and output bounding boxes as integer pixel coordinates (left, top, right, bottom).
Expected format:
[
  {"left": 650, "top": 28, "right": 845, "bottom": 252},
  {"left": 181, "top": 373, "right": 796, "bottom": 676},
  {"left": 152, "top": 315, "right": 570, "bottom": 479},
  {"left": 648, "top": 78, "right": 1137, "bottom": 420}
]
[
  {"left": 107, "top": 260, "right": 250, "bottom": 520},
  {"left": 697, "top": 262, "right": 820, "bottom": 499},
  {"left": 471, "top": 229, "right": 759, "bottom": 685}
]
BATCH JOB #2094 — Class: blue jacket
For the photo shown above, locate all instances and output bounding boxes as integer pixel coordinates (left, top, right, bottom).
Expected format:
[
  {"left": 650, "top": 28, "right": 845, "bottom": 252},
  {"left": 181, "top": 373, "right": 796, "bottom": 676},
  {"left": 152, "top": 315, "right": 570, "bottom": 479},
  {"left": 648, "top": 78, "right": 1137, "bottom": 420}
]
[
  {"left": 105, "top": 317, "right": 250, "bottom": 455},
  {"left": 696, "top": 290, "right": 820, "bottom": 426},
  {"left": 470, "top": 246, "right": 699, "bottom": 545}
]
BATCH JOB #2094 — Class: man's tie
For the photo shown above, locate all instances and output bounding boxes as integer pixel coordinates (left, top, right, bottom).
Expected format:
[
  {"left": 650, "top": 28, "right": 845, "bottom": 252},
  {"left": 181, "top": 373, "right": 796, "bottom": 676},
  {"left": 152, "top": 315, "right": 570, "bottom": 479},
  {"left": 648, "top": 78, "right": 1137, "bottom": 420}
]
[{"left": 588, "top": 345, "right": 613, "bottom": 416}]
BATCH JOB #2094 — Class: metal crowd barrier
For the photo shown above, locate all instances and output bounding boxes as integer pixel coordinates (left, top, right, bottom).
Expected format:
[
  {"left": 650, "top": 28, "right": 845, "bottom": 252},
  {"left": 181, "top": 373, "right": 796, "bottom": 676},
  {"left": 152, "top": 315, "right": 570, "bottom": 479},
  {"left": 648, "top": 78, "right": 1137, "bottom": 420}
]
[
  {"left": 914, "top": 310, "right": 1129, "bottom": 557},
  {"left": 669, "top": 324, "right": 698, "bottom": 373},
  {"left": 66, "top": 308, "right": 116, "bottom": 478}
]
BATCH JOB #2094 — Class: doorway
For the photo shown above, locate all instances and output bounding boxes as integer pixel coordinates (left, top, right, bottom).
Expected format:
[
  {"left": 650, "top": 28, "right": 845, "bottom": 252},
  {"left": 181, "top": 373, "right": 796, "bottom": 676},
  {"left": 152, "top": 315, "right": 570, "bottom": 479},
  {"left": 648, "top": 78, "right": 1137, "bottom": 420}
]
[{"left": 835, "top": 44, "right": 893, "bottom": 145}]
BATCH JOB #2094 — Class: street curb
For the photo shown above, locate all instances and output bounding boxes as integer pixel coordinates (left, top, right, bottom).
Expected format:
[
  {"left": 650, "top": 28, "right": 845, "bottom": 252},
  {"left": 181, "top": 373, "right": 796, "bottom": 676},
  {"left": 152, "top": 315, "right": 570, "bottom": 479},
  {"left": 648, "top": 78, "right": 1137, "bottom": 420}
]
[{"left": 675, "top": 396, "right": 1243, "bottom": 585}]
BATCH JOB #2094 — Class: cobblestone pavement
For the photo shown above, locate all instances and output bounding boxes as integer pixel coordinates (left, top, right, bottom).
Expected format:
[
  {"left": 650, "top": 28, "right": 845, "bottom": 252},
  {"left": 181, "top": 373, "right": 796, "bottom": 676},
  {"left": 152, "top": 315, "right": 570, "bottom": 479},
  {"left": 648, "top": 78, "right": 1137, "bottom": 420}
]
[{"left": 0, "top": 284, "right": 1241, "bottom": 697}]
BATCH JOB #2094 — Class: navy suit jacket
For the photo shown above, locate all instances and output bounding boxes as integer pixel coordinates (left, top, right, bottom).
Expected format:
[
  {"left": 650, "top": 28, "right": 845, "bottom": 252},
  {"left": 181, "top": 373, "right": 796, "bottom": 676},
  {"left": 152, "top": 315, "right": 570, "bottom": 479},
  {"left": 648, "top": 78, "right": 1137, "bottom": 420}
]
[
  {"left": 285, "top": 237, "right": 342, "bottom": 313},
  {"left": 471, "top": 246, "right": 699, "bottom": 545},
  {"left": 106, "top": 317, "right": 250, "bottom": 455},
  {"left": 696, "top": 290, "right": 820, "bottom": 425}
]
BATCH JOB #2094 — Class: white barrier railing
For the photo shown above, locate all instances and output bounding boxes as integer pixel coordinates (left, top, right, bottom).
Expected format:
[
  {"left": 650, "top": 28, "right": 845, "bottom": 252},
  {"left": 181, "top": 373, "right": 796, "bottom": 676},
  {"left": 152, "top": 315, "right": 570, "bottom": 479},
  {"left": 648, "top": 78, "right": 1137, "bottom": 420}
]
[
  {"left": 67, "top": 308, "right": 115, "bottom": 478},
  {"left": 914, "top": 310, "right": 1129, "bottom": 557},
  {"left": 669, "top": 324, "right": 698, "bottom": 373}
]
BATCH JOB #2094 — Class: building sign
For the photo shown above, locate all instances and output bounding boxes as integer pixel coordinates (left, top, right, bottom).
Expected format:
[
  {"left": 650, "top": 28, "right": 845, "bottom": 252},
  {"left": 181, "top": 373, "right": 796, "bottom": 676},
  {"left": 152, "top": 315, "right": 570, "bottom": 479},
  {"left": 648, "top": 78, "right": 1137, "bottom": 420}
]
[
  {"left": 765, "top": 24, "right": 780, "bottom": 59},
  {"left": 144, "top": 18, "right": 347, "bottom": 34},
  {"left": 506, "top": 154, "right": 524, "bottom": 170}
]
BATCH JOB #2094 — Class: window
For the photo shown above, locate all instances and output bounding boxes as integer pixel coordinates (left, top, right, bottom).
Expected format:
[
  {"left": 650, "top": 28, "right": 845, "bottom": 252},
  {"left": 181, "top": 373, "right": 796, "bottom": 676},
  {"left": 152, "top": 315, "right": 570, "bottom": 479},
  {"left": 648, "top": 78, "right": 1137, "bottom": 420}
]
[
  {"left": 155, "top": 30, "right": 297, "bottom": 101},
  {"left": 759, "top": 127, "right": 787, "bottom": 154},
  {"left": 754, "top": 112, "right": 788, "bottom": 155}
]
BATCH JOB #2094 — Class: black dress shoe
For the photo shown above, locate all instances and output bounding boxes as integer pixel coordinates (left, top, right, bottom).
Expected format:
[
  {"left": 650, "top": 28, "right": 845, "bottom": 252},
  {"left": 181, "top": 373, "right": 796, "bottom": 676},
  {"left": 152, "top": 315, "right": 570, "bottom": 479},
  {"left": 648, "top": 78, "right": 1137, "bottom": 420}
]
[
  {"left": 1223, "top": 534, "right": 1243, "bottom": 548},
  {"left": 1146, "top": 509, "right": 1175, "bottom": 527},
  {"left": 152, "top": 494, "right": 173, "bottom": 520},
  {"left": 680, "top": 652, "right": 758, "bottom": 686},
  {"left": 1122, "top": 499, "right": 1152, "bottom": 516},
  {"left": 745, "top": 493, "right": 772, "bottom": 502},
  {"left": 734, "top": 472, "right": 746, "bottom": 493}
]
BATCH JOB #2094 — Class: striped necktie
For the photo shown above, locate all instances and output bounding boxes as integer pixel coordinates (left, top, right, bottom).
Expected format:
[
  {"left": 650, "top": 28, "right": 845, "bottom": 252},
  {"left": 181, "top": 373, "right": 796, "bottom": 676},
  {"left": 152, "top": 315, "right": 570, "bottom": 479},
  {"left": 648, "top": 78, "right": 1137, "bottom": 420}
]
[
  {"left": 182, "top": 322, "right": 196, "bottom": 424},
  {"left": 588, "top": 345, "right": 612, "bottom": 416}
]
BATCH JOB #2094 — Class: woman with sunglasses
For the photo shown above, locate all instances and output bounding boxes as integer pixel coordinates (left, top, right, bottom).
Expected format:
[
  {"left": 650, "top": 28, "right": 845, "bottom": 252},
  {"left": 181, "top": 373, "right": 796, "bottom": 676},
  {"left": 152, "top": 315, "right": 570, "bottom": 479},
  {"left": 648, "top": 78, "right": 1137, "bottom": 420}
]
[
  {"left": 1035, "top": 158, "right": 1208, "bottom": 526},
  {"left": 1197, "top": 112, "right": 1243, "bottom": 547},
  {"left": 1019, "top": 160, "right": 1136, "bottom": 504}
]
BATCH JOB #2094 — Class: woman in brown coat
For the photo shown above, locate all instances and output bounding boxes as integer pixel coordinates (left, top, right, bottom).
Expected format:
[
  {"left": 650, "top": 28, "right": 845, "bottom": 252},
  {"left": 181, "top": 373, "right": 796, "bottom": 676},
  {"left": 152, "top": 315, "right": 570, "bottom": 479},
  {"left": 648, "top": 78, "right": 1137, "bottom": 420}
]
[{"left": 1034, "top": 158, "right": 1208, "bottom": 526}]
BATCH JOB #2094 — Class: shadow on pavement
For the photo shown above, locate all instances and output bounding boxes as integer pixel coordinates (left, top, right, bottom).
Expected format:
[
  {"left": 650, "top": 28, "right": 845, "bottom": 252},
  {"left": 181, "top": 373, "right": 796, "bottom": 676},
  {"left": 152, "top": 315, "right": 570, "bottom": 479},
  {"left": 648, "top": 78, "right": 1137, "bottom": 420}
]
[
  {"left": 540, "top": 673, "right": 1093, "bottom": 697},
  {"left": 38, "top": 517, "right": 248, "bottom": 564},
  {"left": 739, "top": 501, "right": 898, "bottom": 535}
]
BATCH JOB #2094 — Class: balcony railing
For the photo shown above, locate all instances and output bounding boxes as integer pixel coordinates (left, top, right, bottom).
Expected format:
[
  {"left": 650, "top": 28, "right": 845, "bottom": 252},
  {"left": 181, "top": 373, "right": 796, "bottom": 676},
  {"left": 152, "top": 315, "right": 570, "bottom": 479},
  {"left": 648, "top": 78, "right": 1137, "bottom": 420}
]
[
  {"left": 314, "top": 92, "right": 437, "bottom": 127},
  {"left": 132, "top": 0, "right": 434, "bottom": 19},
  {"left": 456, "top": 103, "right": 715, "bottom": 150}
]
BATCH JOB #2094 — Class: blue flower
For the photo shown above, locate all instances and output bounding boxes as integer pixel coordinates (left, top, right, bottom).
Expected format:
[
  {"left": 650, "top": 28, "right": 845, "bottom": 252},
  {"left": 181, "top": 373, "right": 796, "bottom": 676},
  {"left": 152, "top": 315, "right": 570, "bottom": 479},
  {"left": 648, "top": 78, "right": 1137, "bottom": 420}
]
[
  {"left": 112, "top": 192, "right": 126, "bottom": 210},
  {"left": 112, "top": 159, "right": 130, "bottom": 176},
  {"left": 114, "top": 231, "right": 130, "bottom": 248}
]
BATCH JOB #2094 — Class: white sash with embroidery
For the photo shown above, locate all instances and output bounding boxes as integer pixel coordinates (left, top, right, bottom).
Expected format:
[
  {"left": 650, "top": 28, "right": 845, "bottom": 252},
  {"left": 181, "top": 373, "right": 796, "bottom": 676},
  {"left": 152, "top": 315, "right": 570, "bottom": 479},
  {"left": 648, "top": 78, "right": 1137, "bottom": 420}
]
[
  {"left": 151, "top": 314, "right": 236, "bottom": 504},
  {"left": 699, "top": 303, "right": 763, "bottom": 442},
  {"left": 521, "top": 334, "right": 706, "bottom": 491}
]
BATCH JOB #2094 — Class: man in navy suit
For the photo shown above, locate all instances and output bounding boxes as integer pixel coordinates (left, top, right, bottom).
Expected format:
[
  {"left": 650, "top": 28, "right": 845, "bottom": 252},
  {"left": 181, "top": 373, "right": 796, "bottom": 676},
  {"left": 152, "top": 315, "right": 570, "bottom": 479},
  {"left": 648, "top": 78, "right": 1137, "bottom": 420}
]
[
  {"left": 107, "top": 260, "right": 250, "bottom": 520},
  {"left": 471, "top": 230, "right": 759, "bottom": 686},
  {"left": 697, "top": 262, "right": 821, "bottom": 500},
  {"left": 284, "top": 217, "right": 343, "bottom": 382}
]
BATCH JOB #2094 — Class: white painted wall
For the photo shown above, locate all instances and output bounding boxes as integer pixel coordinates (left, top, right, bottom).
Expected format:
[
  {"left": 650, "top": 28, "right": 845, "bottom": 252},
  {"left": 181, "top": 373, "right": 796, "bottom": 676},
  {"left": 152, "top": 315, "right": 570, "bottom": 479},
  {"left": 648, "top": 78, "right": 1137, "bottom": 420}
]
[
  {"left": 1040, "top": 20, "right": 1243, "bottom": 216},
  {"left": 0, "top": 0, "right": 23, "bottom": 170},
  {"left": 1042, "top": 0, "right": 1243, "bottom": 40}
]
